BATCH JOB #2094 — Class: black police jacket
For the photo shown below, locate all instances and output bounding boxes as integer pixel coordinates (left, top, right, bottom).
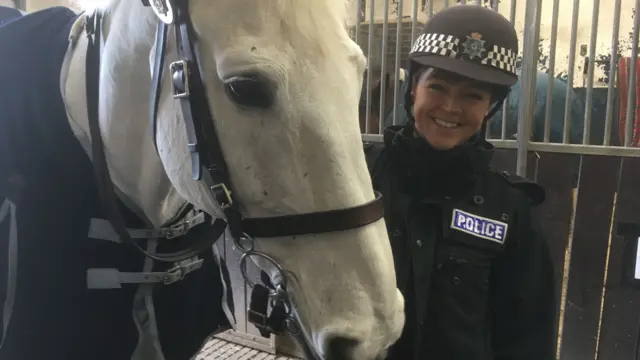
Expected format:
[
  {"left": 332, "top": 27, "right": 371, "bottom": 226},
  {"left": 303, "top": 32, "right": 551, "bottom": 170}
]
[{"left": 364, "top": 127, "right": 556, "bottom": 360}]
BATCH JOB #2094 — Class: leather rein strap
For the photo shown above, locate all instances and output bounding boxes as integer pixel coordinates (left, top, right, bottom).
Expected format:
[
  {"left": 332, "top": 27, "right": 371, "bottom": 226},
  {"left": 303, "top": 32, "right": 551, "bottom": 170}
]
[{"left": 84, "top": 2, "right": 385, "bottom": 264}]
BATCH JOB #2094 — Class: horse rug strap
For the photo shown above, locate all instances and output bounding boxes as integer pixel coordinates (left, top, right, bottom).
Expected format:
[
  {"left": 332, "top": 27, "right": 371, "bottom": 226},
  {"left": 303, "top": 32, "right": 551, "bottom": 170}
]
[
  {"left": 87, "top": 257, "right": 204, "bottom": 289},
  {"left": 88, "top": 211, "right": 207, "bottom": 242}
]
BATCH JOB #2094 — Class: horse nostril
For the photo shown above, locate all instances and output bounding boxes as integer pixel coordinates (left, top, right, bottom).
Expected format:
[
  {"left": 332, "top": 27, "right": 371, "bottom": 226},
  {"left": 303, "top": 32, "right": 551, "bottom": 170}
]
[{"left": 324, "top": 335, "right": 360, "bottom": 360}]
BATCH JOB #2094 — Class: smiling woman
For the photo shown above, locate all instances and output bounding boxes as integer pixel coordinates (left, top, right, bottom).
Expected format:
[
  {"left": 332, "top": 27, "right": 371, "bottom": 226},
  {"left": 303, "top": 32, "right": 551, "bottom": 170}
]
[{"left": 363, "top": 4, "right": 557, "bottom": 360}]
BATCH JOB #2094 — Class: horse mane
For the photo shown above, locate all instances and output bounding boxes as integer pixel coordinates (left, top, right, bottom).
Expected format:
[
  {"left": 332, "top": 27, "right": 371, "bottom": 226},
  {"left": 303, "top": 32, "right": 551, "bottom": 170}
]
[
  {"left": 71, "top": 0, "right": 352, "bottom": 51},
  {"left": 72, "top": 0, "right": 350, "bottom": 24}
]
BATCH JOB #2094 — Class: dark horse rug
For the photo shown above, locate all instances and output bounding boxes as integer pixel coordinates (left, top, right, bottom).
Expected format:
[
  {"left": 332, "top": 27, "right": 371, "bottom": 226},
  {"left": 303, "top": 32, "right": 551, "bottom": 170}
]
[
  {"left": 0, "top": 6, "right": 21, "bottom": 26},
  {"left": 0, "top": 6, "right": 233, "bottom": 360}
]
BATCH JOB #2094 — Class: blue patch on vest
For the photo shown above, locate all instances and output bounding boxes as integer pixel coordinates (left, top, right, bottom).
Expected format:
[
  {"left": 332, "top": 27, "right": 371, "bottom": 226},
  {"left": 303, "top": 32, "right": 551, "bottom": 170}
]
[{"left": 450, "top": 208, "right": 508, "bottom": 244}]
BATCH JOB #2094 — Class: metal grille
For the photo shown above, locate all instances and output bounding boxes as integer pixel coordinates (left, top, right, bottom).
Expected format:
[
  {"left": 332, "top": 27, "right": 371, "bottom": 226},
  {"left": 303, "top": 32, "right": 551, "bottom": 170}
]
[{"left": 196, "top": 338, "right": 299, "bottom": 360}]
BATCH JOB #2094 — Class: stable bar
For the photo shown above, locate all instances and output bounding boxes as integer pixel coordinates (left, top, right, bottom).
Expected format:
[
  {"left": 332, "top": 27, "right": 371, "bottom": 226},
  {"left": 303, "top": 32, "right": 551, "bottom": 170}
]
[
  {"left": 562, "top": 0, "right": 580, "bottom": 144},
  {"left": 603, "top": 0, "right": 622, "bottom": 146},
  {"left": 365, "top": 0, "right": 376, "bottom": 134},
  {"left": 362, "top": 134, "right": 640, "bottom": 157},
  {"left": 379, "top": 0, "right": 390, "bottom": 133},
  {"left": 624, "top": 0, "right": 640, "bottom": 147},
  {"left": 501, "top": 0, "right": 518, "bottom": 140},
  {"left": 493, "top": 141, "right": 640, "bottom": 157},
  {"left": 582, "top": 0, "right": 601, "bottom": 145},
  {"left": 411, "top": 0, "right": 419, "bottom": 44},
  {"left": 485, "top": 0, "right": 501, "bottom": 139},
  {"left": 544, "top": 0, "right": 561, "bottom": 143},
  {"left": 392, "top": 0, "right": 404, "bottom": 126},
  {"left": 515, "top": 0, "right": 541, "bottom": 176}
]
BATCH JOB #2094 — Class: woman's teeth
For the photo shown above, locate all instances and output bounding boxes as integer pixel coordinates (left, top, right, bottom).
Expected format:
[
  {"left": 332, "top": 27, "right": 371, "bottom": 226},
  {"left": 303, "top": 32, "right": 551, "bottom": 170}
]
[{"left": 433, "top": 118, "right": 461, "bottom": 129}]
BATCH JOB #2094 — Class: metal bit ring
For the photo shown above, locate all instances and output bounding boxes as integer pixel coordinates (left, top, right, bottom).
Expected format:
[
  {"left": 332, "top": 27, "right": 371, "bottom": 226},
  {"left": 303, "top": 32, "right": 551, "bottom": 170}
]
[
  {"left": 239, "top": 250, "right": 288, "bottom": 292},
  {"left": 233, "top": 232, "right": 255, "bottom": 253}
]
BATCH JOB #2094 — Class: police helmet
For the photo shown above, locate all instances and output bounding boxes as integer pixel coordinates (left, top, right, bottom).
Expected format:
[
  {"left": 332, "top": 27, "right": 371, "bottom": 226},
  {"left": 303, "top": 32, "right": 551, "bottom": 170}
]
[{"left": 409, "top": 5, "right": 519, "bottom": 87}]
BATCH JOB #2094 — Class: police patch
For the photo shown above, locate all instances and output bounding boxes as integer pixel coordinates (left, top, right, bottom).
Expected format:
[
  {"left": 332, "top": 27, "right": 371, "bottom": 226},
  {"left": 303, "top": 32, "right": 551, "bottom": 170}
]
[{"left": 450, "top": 209, "right": 508, "bottom": 244}]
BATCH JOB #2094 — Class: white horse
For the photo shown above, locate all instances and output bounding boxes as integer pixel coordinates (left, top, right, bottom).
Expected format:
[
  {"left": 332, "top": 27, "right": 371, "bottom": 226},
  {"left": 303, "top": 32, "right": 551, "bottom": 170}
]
[{"left": 1, "top": 0, "right": 404, "bottom": 359}]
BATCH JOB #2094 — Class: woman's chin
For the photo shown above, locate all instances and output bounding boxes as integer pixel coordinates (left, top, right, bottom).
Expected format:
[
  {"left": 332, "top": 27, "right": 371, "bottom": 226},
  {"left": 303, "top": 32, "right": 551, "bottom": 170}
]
[{"left": 420, "top": 133, "right": 460, "bottom": 151}]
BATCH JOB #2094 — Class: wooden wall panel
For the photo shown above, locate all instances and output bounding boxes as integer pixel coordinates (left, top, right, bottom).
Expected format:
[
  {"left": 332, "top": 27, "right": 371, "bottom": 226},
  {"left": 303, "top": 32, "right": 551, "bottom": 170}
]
[
  {"left": 559, "top": 156, "right": 622, "bottom": 360},
  {"left": 597, "top": 157, "right": 640, "bottom": 360},
  {"left": 533, "top": 152, "right": 579, "bottom": 343}
]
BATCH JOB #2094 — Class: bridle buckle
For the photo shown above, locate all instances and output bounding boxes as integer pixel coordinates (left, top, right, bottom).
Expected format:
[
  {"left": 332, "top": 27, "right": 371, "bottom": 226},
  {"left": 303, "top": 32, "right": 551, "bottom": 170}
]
[
  {"left": 148, "top": 0, "right": 175, "bottom": 24},
  {"left": 165, "top": 220, "right": 189, "bottom": 239},
  {"left": 169, "top": 60, "right": 190, "bottom": 98},
  {"left": 163, "top": 265, "right": 185, "bottom": 284}
]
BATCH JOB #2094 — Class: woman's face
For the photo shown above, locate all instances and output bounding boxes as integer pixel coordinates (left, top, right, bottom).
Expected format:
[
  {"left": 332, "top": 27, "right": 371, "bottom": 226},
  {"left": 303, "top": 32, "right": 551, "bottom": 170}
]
[{"left": 412, "top": 69, "right": 494, "bottom": 150}]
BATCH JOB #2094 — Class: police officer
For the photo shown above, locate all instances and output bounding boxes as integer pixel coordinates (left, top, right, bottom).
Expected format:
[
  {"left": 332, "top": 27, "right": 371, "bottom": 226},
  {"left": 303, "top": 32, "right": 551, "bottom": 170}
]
[{"left": 364, "top": 5, "right": 557, "bottom": 360}]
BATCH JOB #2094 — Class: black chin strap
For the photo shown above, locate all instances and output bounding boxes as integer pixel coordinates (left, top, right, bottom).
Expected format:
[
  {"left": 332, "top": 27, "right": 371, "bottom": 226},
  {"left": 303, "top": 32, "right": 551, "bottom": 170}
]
[{"left": 480, "top": 93, "right": 509, "bottom": 140}]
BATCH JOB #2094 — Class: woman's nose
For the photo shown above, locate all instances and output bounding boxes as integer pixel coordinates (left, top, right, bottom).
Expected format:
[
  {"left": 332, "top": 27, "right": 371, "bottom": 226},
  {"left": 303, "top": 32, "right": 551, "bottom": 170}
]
[{"left": 441, "top": 95, "right": 464, "bottom": 114}]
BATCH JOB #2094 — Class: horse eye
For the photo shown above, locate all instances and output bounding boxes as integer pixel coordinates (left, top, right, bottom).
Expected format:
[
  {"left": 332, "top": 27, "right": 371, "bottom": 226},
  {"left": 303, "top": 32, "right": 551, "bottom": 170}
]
[{"left": 223, "top": 74, "right": 274, "bottom": 109}]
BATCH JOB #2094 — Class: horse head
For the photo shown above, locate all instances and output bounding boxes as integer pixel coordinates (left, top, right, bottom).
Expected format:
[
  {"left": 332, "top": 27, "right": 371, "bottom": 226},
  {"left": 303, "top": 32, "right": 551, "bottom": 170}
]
[{"left": 68, "top": 1, "right": 405, "bottom": 359}]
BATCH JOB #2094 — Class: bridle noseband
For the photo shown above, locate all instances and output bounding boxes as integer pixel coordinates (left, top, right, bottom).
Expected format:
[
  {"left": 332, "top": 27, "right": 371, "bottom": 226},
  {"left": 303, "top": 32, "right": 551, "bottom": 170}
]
[{"left": 83, "top": 0, "right": 385, "bottom": 351}]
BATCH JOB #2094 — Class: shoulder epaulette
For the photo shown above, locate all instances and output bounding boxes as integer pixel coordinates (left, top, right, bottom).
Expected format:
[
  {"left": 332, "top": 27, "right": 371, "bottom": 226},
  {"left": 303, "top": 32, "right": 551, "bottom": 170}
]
[{"left": 495, "top": 170, "right": 545, "bottom": 206}]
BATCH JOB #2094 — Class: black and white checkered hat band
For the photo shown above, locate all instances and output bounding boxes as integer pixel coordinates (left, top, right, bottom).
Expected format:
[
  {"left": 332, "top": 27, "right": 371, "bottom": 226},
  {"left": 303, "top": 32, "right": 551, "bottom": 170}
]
[
  {"left": 410, "top": 33, "right": 517, "bottom": 75},
  {"left": 410, "top": 33, "right": 460, "bottom": 58}
]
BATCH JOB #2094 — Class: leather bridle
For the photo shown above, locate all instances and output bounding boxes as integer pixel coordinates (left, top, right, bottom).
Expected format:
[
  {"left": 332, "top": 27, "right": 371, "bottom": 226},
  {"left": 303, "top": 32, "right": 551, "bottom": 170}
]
[{"left": 82, "top": 0, "right": 384, "bottom": 353}]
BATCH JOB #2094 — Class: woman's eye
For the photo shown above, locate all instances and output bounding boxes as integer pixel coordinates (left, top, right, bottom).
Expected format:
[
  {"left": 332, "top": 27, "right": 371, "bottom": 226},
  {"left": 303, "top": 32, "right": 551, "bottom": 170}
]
[{"left": 223, "top": 74, "right": 274, "bottom": 109}]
